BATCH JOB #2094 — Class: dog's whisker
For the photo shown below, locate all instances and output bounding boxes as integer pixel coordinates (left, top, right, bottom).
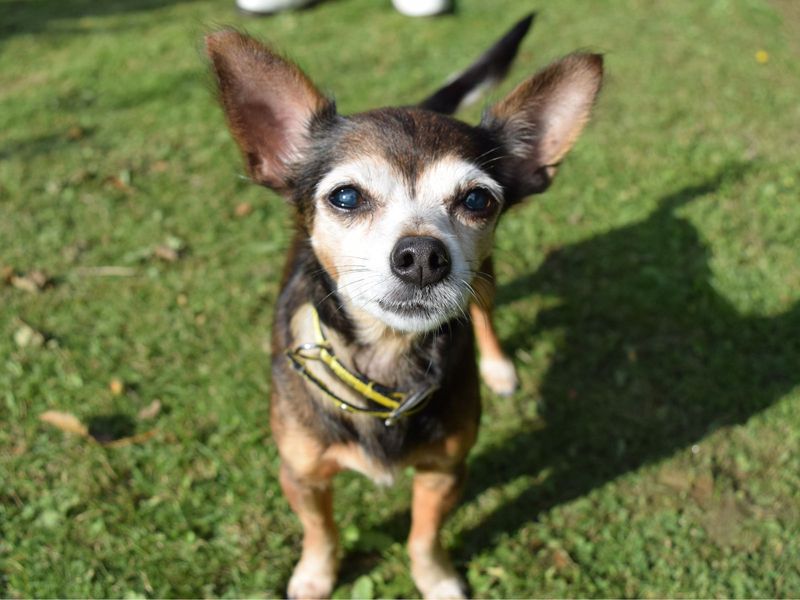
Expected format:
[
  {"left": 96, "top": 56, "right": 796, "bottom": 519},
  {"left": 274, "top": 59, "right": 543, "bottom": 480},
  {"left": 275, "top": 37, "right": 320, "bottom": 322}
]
[
  {"left": 463, "top": 278, "right": 491, "bottom": 311},
  {"left": 317, "top": 276, "right": 376, "bottom": 306},
  {"left": 330, "top": 273, "right": 394, "bottom": 315},
  {"left": 477, "top": 153, "right": 512, "bottom": 169}
]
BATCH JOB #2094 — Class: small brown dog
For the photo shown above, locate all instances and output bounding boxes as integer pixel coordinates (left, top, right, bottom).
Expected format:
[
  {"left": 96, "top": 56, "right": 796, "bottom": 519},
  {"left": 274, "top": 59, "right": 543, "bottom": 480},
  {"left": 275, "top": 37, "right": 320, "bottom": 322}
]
[{"left": 207, "top": 14, "right": 602, "bottom": 598}]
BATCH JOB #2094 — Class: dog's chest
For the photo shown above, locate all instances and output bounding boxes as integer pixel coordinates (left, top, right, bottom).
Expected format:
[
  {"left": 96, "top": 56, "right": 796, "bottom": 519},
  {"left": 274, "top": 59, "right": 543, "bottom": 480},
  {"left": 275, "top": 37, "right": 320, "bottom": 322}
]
[
  {"left": 284, "top": 302, "right": 456, "bottom": 463},
  {"left": 350, "top": 327, "right": 420, "bottom": 388}
]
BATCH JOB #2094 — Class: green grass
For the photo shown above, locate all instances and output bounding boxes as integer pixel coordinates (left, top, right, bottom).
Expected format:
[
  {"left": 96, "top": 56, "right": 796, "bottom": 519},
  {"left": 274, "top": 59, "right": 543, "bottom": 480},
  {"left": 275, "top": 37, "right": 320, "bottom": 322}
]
[{"left": 2, "top": 0, "right": 800, "bottom": 597}]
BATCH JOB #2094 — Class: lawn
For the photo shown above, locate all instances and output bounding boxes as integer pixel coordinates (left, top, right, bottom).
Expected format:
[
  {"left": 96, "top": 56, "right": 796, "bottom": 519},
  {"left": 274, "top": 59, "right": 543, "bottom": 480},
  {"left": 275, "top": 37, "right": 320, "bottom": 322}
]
[{"left": 1, "top": 0, "right": 799, "bottom": 597}]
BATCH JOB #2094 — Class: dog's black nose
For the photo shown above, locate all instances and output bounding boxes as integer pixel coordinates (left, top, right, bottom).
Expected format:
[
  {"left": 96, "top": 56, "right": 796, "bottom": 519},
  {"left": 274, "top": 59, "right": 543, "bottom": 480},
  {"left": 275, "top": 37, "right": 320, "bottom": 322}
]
[{"left": 390, "top": 236, "right": 451, "bottom": 288}]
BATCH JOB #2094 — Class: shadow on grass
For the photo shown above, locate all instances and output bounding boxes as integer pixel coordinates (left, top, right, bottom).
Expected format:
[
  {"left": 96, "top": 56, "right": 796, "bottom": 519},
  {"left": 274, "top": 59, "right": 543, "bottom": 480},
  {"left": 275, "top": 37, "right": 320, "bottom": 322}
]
[
  {"left": 1, "top": 0, "right": 201, "bottom": 41},
  {"left": 334, "top": 164, "right": 800, "bottom": 588},
  {"left": 455, "top": 164, "right": 800, "bottom": 558}
]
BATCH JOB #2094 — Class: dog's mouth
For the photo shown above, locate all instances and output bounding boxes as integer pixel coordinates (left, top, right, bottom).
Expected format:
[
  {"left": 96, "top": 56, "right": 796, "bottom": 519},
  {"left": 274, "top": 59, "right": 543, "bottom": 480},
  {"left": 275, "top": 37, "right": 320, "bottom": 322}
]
[
  {"left": 376, "top": 298, "right": 437, "bottom": 316},
  {"left": 371, "top": 279, "right": 468, "bottom": 331},
  {"left": 339, "top": 269, "right": 471, "bottom": 333}
]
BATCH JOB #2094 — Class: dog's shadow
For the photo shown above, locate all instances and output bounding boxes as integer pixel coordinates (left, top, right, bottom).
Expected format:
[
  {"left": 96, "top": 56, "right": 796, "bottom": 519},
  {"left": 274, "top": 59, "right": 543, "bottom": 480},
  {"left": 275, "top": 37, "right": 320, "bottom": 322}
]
[
  {"left": 339, "top": 165, "right": 799, "bottom": 589},
  {"left": 456, "top": 166, "right": 800, "bottom": 557}
]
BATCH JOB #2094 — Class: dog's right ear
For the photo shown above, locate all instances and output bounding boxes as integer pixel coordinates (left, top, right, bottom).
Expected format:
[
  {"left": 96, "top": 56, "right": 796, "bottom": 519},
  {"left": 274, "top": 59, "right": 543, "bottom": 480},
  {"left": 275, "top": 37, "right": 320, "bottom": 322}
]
[{"left": 206, "top": 31, "right": 332, "bottom": 191}]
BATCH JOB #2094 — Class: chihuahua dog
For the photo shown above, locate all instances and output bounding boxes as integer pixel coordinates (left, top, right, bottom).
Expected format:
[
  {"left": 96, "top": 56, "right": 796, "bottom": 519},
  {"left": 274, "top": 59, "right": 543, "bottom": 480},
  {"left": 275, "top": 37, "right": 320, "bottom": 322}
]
[{"left": 207, "top": 13, "right": 602, "bottom": 599}]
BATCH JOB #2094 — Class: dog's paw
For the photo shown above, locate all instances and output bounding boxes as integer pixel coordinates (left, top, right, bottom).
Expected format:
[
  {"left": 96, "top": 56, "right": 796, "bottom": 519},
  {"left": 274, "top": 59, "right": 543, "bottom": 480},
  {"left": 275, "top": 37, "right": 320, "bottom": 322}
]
[
  {"left": 410, "top": 544, "right": 468, "bottom": 600},
  {"left": 420, "top": 576, "right": 468, "bottom": 600},
  {"left": 479, "top": 355, "right": 519, "bottom": 396},
  {"left": 287, "top": 560, "right": 335, "bottom": 600}
]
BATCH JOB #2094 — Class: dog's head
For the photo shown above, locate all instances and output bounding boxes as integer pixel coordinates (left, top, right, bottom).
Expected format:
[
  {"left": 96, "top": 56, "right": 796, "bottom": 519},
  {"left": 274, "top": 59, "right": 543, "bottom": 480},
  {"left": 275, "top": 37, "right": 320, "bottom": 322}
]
[{"left": 207, "top": 30, "right": 602, "bottom": 333}]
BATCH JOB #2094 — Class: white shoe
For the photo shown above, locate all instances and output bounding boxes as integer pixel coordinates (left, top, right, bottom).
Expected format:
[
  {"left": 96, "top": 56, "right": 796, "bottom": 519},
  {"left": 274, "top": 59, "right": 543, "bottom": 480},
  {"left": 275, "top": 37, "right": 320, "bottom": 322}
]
[
  {"left": 392, "top": 0, "right": 452, "bottom": 17},
  {"left": 236, "top": 0, "right": 315, "bottom": 15}
]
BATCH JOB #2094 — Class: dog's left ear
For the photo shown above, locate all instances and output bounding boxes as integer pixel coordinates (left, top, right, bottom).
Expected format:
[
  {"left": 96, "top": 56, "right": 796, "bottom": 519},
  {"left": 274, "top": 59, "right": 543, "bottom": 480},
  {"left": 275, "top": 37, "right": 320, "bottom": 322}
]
[
  {"left": 483, "top": 53, "right": 603, "bottom": 201},
  {"left": 206, "top": 30, "right": 333, "bottom": 192}
]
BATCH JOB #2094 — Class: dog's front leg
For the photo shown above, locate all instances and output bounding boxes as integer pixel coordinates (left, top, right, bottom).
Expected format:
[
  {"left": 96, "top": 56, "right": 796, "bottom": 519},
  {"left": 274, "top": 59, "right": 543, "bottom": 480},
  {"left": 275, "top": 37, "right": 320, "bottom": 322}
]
[
  {"left": 470, "top": 256, "right": 519, "bottom": 396},
  {"left": 280, "top": 463, "right": 339, "bottom": 600},
  {"left": 408, "top": 466, "right": 468, "bottom": 599}
]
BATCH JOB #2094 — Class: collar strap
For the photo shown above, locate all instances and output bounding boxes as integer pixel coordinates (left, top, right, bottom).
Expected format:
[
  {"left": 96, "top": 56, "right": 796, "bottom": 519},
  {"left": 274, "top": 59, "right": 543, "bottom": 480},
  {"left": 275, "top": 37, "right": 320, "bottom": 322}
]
[{"left": 286, "top": 306, "right": 436, "bottom": 426}]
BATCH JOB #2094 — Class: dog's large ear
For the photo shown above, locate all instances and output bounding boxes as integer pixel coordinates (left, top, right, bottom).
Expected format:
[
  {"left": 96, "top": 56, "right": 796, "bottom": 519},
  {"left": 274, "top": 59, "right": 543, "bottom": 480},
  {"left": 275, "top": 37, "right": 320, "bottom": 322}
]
[
  {"left": 483, "top": 53, "right": 603, "bottom": 201},
  {"left": 206, "top": 30, "right": 333, "bottom": 191}
]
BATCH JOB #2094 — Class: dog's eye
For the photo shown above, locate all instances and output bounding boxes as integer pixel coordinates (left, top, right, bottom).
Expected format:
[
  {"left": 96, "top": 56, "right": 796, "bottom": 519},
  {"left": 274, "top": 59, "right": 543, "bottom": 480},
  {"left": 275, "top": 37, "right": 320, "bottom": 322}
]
[
  {"left": 462, "top": 188, "right": 492, "bottom": 213},
  {"left": 329, "top": 186, "right": 361, "bottom": 210}
]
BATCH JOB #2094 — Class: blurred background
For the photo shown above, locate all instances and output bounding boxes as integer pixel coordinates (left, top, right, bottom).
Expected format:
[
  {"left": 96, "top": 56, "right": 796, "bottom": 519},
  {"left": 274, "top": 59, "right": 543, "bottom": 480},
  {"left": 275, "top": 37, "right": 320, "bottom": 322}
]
[{"left": 1, "top": 0, "right": 799, "bottom": 597}]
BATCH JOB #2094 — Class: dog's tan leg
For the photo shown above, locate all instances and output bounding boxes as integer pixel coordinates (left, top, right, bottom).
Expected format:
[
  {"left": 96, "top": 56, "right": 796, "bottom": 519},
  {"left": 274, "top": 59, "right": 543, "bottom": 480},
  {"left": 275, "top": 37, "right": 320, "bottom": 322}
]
[
  {"left": 281, "top": 463, "right": 339, "bottom": 600},
  {"left": 408, "top": 466, "right": 468, "bottom": 599},
  {"left": 470, "top": 256, "right": 519, "bottom": 396}
]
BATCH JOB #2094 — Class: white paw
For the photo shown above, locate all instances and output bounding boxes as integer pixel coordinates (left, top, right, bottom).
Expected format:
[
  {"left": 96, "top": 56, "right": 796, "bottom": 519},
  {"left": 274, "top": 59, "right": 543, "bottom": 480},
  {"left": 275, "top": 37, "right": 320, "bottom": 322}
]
[
  {"left": 479, "top": 355, "right": 519, "bottom": 396},
  {"left": 423, "top": 576, "right": 468, "bottom": 600},
  {"left": 287, "top": 560, "right": 335, "bottom": 600}
]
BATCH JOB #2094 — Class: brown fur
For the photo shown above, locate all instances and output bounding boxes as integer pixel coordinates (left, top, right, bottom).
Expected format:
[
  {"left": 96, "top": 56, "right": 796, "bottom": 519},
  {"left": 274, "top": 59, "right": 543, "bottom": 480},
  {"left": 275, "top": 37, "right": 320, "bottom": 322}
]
[{"left": 470, "top": 258, "right": 507, "bottom": 366}]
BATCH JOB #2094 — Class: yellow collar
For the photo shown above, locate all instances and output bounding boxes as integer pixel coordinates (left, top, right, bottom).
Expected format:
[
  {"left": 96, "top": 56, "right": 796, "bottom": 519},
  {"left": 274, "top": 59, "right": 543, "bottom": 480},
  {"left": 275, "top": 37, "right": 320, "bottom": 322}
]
[{"left": 285, "top": 306, "right": 437, "bottom": 426}]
